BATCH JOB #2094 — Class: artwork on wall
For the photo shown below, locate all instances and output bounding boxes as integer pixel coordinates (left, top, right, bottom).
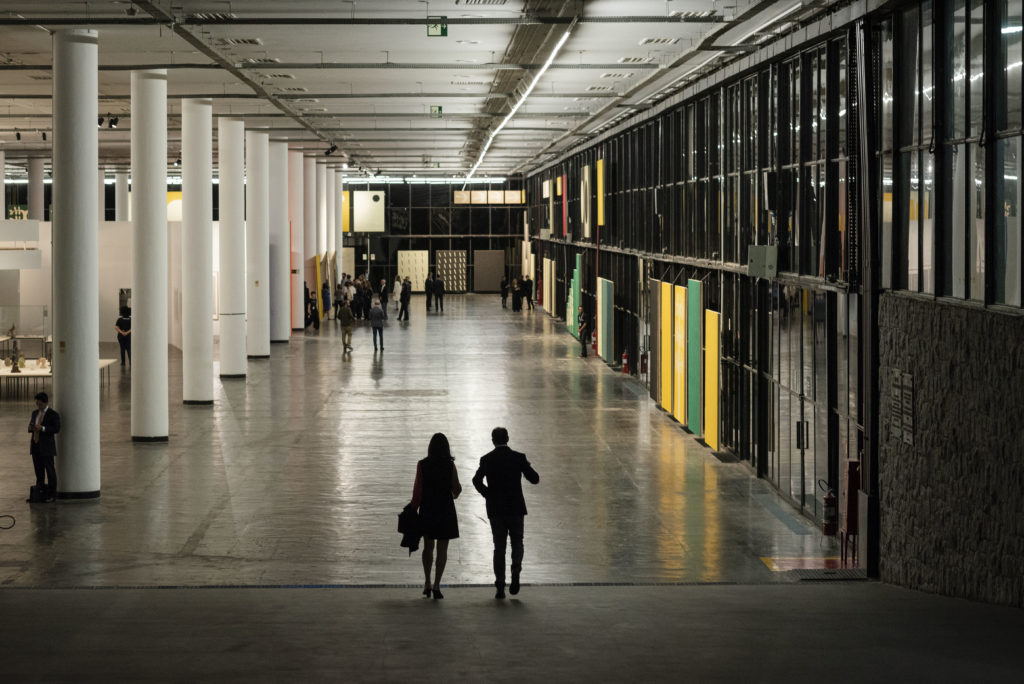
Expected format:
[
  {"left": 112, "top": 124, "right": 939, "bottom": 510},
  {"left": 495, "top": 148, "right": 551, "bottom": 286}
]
[
  {"left": 648, "top": 278, "right": 660, "bottom": 403},
  {"left": 436, "top": 250, "right": 467, "bottom": 292},
  {"left": 353, "top": 190, "right": 385, "bottom": 232},
  {"left": 453, "top": 190, "right": 471, "bottom": 205},
  {"left": 597, "top": 159, "right": 605, "bottom": 227},
  {"left": 660, "top": 281, "right": 672, "bottom": 414},
  {"left": 686, "top": 278, "right": 702, "bottom": 434},
  {"left": 397, "top": 250, "right": 430, "bottom": 292},
  {"left": 597, "top": 277, "right": 614, "bottom": 361},
  {"left": 581, "top": 165, "right": 591, "bottom": 238},
  {"left": 566, "top": 254, "right": 582, "bottom": 337},
  {"left": 673, "top": 285, "right": 687, "bottom": 426},
  {"left": 704, "top": 309, "right": 720, "bottom": 451}
]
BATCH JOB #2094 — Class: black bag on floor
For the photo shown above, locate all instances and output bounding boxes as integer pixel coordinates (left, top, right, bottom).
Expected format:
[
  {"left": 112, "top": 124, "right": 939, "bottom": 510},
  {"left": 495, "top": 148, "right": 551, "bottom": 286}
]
[{"left": 28, "top": 485, "right": 49, "bottom": 502}]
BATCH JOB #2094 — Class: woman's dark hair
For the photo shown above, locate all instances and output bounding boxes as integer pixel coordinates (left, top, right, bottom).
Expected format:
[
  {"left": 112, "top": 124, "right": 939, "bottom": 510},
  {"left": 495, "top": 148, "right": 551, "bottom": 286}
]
[{"left": 427, "top": 432, "right": 453, "bottom": 462}]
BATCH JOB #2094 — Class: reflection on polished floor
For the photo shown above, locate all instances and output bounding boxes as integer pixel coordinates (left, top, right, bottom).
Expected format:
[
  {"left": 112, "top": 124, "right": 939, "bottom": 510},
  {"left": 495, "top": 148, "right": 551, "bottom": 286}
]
[{"left": 0, "top": 294, "right": 826, "bottom": 588}]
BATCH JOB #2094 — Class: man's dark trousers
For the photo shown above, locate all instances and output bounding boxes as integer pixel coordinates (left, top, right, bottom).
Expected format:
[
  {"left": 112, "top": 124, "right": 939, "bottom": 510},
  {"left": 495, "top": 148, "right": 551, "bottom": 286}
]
[{"left": 489, "top": 514, "right": 525, "bottom": 583}]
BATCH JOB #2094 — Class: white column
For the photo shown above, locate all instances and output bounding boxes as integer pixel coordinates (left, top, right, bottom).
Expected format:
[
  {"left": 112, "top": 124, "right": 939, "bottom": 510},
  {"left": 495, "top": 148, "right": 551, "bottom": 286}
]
[
  {"left": 52, "top": 28, "right": 100, "bottom": 496},
  {"left": 326, "top": 166, "right": 336, "bottom": 256},
  {"left": 181, "top": 97, "right": 213, "bottom": 404},
  {"left": 288, "top": 150, "right": 305, "bottom": 330},
  {"left": 303, "top": 155, "right": 316, "bottom": 298},
  {"left": 0, "top": 150, "right": 5, "bottom": 218},
  {"left": 269, "top": 141, "right": 290, "bottom": 342},
  {"left": 316, "top": 160, "right": 327, "bottom": 257},
  {"left": 98, "top": 168, "right": 106, "bottom": 222},
  {"left": 114, "top": 171, "right": 129, "bottom": 220},
  {"left": 218, "top": 118, "right": 246, "bottom": 377},
  {"left": 28, "top": 157, "right": 45, "bottom": 220},
  {"left": 335, "top": 173, "right": 345, "bottom": 259},
  {"left": 130, "top": 68, "right": 168, "bottom": 440},
  {"left": 245, "top": 129, "right": 270, "bottom": 357}
]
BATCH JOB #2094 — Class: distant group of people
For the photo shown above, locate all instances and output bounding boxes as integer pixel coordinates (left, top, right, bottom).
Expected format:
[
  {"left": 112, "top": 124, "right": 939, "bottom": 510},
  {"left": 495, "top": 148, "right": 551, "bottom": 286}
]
[
  {"left": 500, "top": 275, "right": 533, "bottom": 312},
  {"left": 407, "top": 427, "right": 539, "bottom": 600},
  {"left": 306, "top": 272, "right": 423, "bottom": 353}
]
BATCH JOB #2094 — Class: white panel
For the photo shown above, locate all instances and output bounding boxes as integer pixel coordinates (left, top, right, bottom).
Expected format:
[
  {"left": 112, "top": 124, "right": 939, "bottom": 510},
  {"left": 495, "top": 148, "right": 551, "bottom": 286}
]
[
  {"left": 0, "top": 249, "right": 41, "bottom": 270},
  {"left": 353, "top": 190, "right": 385, "bottom": 232},
  {"left": 581, "top": 165, "right": 591, "bottom": 238},
  {"left": 0, "top": 220, "right": 40, "bottom": 242},
  {"left": 398, "top": 250, "right": 430, "bottom": 292}
]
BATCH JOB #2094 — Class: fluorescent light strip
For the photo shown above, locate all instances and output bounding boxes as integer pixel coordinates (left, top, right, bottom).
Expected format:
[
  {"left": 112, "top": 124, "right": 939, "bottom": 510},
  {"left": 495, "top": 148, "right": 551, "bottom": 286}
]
[
  {"left": 466, "top": 26, "right": 574, "bottom": 181},
  {"left": 731, "top": 2, "right": 803, "bottom": 46}
]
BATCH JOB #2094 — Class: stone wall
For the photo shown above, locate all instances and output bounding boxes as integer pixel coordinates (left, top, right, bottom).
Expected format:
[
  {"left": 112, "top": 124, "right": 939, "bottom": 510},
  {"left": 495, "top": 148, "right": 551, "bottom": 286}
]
[{"left": 878, "top": 293, "right": 1024, "bottom": 607}]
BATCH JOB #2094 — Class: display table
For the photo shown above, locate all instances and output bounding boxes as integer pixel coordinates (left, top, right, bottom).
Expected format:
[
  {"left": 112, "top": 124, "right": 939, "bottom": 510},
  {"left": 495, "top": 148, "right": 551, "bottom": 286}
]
[{"left": 0, "top": 359, "right": 117, "bottom": 398}]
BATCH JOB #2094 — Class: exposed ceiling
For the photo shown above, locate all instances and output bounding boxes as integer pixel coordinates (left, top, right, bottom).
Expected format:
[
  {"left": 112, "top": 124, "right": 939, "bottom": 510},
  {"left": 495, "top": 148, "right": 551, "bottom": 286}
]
[{"left": 0, "top": 0, "right": 827, "bottom": 180}]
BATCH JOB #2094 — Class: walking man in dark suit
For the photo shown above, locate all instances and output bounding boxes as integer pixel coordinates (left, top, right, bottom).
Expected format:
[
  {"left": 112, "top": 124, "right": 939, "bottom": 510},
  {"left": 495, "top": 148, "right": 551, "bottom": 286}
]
[
  {"left": 425, "top": 272, "right": 434, "bottom": 312},
  {"left": 433, "top": 275, "right": 445, "bottom": 313},
  {"left": 27, "top": 391, "right": 60, "bottom": 502},
  {"left": 472, "top": 427, "right": 540, "bottom": 599}
]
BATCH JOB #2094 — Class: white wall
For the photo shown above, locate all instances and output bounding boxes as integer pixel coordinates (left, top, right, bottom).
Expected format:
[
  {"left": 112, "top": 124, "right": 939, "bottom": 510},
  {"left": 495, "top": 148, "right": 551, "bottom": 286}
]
[
  {"left": 97, "top": 220, "right": 132, "bottom": 344},
  {"left": 17, "top": 219, "right": 220, "bottom": 352}
]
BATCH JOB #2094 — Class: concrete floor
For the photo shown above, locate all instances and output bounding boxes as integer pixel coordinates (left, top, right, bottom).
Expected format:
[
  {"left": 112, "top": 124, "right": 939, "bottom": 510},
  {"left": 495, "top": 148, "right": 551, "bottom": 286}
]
[{"left": 1, "top": 295, "right": 1020, "bottom": 682}]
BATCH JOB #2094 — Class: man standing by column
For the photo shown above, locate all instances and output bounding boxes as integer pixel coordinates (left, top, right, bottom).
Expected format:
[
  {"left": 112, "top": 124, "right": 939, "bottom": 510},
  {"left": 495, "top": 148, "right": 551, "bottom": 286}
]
[
  {"left": 424, "top": 271, "right": 434, "bottom": 312},
  {"left": 27, "top": 392, "right": 61, "bottom": 503},
  {"left": 472, "top": 427, "right": 540, "bottom": 600}
]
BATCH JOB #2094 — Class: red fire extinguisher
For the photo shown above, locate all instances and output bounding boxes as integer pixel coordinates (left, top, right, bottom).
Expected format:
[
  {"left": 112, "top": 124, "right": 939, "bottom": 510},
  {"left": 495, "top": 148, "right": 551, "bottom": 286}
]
[
  {"left": 591, "top": 331, "right": 597, "bottom": 353},
  {"left": 622, "top": 350, "right": 629, "bottom": 374},
  {"left": 820, "top": 479, "right": 837, "bottom": 536},
  {"left": 640, "top": 350, "right": 648, "bottom": 375}
]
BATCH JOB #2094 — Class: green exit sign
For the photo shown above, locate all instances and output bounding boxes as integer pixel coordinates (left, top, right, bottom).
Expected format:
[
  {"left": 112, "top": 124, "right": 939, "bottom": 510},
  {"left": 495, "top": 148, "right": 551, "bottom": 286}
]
[
  {"left": 430, "top": 105, "right": 443, "bottom": 118},
  {"left": 427, "top": 16, "right": 447, "bottom": 37}
]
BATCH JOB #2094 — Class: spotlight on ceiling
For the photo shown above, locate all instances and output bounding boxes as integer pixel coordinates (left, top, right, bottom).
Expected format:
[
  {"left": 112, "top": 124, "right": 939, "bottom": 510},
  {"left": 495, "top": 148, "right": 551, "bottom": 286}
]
[
  {"left": 173, "top": 158, "right": 180, "bottom": 166},
  {"left": 109, "top": 116, "right": 119, "bottom": 129},
  {"left": 15, "top": 130, "right": 21, "bottom": 141},
  {"left": 98, "top": 116, "right": 105, "bottom": 127},
  {"left": 326, "top": 144, "right": 338, "bottom": 156},
  {"left": 41, "top": 131, "right": 46, "bottom": 141},
  {"left": 342, "top": 162, "right": 349, "bottom": 170}
]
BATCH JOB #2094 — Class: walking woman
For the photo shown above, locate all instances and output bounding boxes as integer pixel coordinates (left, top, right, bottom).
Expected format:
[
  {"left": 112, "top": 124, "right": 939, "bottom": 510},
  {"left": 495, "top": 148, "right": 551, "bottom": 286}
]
[{"left": 410, "top": 433, "right": 462, "bottom": 599}]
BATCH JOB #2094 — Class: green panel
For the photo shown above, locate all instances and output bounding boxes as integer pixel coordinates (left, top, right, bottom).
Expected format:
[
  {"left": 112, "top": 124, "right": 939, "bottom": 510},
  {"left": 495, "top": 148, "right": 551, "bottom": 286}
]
[
  {"left": 568, "top": 253, "right": 583, "bottom": 338},
  {"left": 686, "top": 278, "right": 702, "bottom": 433}
]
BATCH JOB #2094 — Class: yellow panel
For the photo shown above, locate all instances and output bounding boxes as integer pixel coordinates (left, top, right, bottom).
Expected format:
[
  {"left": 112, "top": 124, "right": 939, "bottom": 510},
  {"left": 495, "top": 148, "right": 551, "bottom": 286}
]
[
  {"left": 556, "top": 175, "right": 562, "bottom": 196},
  {"left": 674, "top": 286, "right": 686, "bottom": 424},
  {"left": 471, "top": 190, "right": 487, "bottom": 204},
  {"left": 488, "top": 190, "right": 504, "bottom": 204},
  {"left": 597, "top": 159, "right": 605, "bottom": 226},
  {"left": 660, "top": 281, "right": 673, "bottom": 413},
  {"left": 341, "top": 191, "right": 350, "bottom": 232},
  {"left": 704, "top": 310, "right": 720, "bottom": 451}
]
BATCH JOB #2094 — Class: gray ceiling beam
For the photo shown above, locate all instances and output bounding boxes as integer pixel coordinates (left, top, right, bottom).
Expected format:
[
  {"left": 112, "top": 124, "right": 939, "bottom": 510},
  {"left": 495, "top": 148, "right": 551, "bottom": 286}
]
[
  {"left": 0, "top": 62, "right": 660, "bottom": 72},
  {"left": 0, "top": 15, "right": 725, "bottom": 27}
]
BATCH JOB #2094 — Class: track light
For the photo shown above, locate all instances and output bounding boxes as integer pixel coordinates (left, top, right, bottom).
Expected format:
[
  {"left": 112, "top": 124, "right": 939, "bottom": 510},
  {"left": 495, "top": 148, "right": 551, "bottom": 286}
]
[
  {"left": 109, "top": 116, "right": 119, "bottom": 129},
  {"left": 173, "top": 158, "right": 180, "bottom": 166},
  {"left": 326, "top": 144, "right": 338, "bottom": 156},
  {"left": 15, "top": 130, "right": 20, "bottom": 141},
  {"left": 98, "top": 116, "right": 104, "bottom": 127},
  {"left": 41, "top": 131, "right": 46, "bottom": 141}
]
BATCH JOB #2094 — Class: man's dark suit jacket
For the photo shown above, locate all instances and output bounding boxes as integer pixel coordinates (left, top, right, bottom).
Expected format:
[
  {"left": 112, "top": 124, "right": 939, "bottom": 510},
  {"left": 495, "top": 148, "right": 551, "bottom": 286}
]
[
  {"left": 29, "top": 408, "right": 61, "bottom": 457},
  {"left": 472, "top": 445, "right": 539, "bottom": 519}
]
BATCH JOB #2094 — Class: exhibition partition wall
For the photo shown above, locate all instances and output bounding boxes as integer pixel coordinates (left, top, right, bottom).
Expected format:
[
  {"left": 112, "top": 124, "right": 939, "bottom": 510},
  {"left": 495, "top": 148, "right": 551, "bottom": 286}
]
[
  {"left": 596, "top": 277, "right": 614, "bottom": 361},
  {"left": 648, "top": 278, "right": 660, "bottom": 404},
  {"left": 566, "top": 253, "right": 582, "bottom": 337},
  {"left": 673, "top": 285, "right": 686, "bottom": 427},
  {"left": 704, "top": 310, "right": 720, "bottom": 452},
  {"left": 397, "top": 250, "right": 429, "bottom": 292},
  {"left": 659, "top": 280, "right": 672, "bottom": 414},
  {"left": 686, "top": 279, "right": 703, "bottom": 435}
]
